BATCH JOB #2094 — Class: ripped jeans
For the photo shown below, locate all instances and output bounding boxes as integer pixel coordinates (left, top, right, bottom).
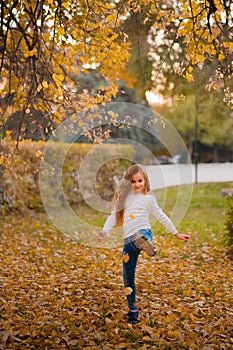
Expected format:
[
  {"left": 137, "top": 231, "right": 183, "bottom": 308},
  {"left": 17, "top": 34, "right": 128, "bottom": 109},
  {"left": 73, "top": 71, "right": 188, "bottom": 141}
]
[{"left": 122, "top": 229, "right": 152, "bottom": 310}]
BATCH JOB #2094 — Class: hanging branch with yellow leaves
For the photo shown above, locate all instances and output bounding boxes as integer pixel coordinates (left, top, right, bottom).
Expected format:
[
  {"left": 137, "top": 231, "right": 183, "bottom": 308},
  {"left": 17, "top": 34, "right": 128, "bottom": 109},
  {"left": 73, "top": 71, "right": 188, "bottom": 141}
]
[
  {"left": 0, "top": 0, "right": 232, "bottom": 144},
  {"left": 0, "top": 0, "right": 131, "bottom": 141}
]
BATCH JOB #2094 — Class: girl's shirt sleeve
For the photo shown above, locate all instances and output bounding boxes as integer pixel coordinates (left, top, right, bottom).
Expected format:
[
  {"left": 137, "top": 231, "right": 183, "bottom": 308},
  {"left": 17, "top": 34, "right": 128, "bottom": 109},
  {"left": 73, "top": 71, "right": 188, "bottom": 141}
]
[
  {"left": 102, "top": 210, "right": 116, "bottom": 235},
  {"left": 149, "top": 195, "right": 177, "bottom": 234}
]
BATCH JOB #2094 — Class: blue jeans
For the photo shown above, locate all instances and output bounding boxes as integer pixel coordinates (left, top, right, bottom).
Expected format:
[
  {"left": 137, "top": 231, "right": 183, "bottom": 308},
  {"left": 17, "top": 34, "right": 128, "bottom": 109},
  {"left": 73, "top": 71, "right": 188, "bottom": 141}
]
[{"left": 122, "top": 229, "right": 152, "bottom": 310}]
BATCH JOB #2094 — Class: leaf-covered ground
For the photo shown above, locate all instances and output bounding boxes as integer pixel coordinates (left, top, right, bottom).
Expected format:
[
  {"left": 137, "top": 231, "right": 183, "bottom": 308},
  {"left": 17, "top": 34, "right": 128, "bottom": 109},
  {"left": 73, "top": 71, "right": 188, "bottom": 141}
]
[{"left": 1, "top": 184, "right": 233, "bottom": 349}]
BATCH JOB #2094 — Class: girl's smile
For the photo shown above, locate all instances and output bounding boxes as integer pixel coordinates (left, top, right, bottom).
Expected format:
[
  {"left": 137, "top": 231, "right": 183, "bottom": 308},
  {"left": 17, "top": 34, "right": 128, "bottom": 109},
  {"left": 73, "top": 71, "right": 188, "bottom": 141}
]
[{"left": 131, "top": 172, "right": 145, "bottom": 193}]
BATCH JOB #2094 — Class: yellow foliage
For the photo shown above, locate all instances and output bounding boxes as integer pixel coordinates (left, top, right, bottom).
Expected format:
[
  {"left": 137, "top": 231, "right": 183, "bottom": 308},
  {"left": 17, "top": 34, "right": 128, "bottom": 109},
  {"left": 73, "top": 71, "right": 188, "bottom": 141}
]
[
  {"left": 0, "top": 0, "right": 232, "bottom": 124},
  {"left": 42, "top": 81, "right": 49, "bottom": 88},
  {"left": 0, "top": 157, "right": 10, "bottom": 166},
  {"left": 106, "top": 13, "right": 117, "bottom": 23},
  {"left": 57, "top": 27, "right": 65, "bottom": 36},
  {"left": 223, "top": 42, "right": 233, "bottom": 51},
  {"left": 37, "top": 84, "right": 42, "bottom": 93},
  {"left": 109, "top": 33, "right": 118, "bottom": 42},
  {"left": 124, "top": 286, "right": 132, "bottom": 295},
  {"left": 1, "top": 204, "right": 233, "bottom": 348},
  {"left": 185, "top": 71, "right": 194, "bottom": 83},
  {"left": 52, "top": 73, "right": 64, "bottom": 87},
  {"left": 218, "top": 53, "right": 225, "bottom": 61},
  {"left": 43, "top": 32, "right": 50, "bottom": 42},
  {"left": 5, "top": 130, "right": 12, "bottom": 140},
  {"left": 62, "top": 2, "right": 69, "bottom": 9}
]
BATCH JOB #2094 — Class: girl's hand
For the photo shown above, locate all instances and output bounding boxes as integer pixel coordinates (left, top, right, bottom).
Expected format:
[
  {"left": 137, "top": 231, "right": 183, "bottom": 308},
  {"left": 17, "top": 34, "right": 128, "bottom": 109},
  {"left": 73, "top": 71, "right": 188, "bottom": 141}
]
[
  {"left": 96, "top": 231, "right": 107, "bottom": 242},
  {"left": 175, "top": 233, "right": 190, "bottom": 242}
]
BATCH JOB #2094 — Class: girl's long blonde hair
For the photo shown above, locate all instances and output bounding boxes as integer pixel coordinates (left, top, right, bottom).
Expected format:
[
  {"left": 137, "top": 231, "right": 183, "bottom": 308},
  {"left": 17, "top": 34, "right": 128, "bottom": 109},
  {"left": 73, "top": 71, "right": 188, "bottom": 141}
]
[{"left": 114, "top": 164, "right": 150, "bottom": 227}]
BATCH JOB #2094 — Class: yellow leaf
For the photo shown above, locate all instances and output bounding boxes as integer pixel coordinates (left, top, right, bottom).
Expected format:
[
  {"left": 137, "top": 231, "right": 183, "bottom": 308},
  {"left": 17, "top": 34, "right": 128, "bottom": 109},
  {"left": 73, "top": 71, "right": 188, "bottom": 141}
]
[
  {"left": 211, "top": 27, "right": 221, "bottom": 39},
  {"left": 64, "top": 297, "right": 72, "bottom": 308},
  {"left": 164, "top": 313, "right": 177, "bottom": 323},
  {"left": 62, "top": 2, "right": 69, "bottom": 9},
  {"left": 96, "top": 96, "right": 103, "bottom": 103},
  {"left": 198, "top": 54, "right": 205, "bottom": 62},
  {"left": 42, "top": 81, "right": 49, "bottom": 88},
  {"left": 142, "top": 336, "right": 152, "bottom": 342},
  {"left": 69, "top": 47, "right": 76, "bottom": 56},
  {"left": 52, "top": 111, "right": 63, "bottom": 123},
  {"left": 185, "top": 71, "right": 194, "bottom": 83},
  {"left": 43, "top": 33, "right": 50, "bottom": 42},
  {"left": 223, "top": 42, "right": 233, "bottom": 51},
  {"left": 36, "top": 150, "right": 43, "bottom": 158},
  {"left": 108, "top": 110, "right": 118, "bottom": 119},
  {"left": 218, "top": 53, "right": 225, "bottom": 60},
  {"left": 56, "top": 87, "right": 63, "bottom": 96},
  {"left": 123, "top": 254, "right": 130, "bottom": 263},
  {"left": 164, "top": 315, "right": 172, "bottom": 323},
  {"left": 52, "top": 73, "right": 64, "bottom": 87},
  {"left": 183, "top": 289, "right": 192, "bottom": 296},
  {"left": 29, "top": 48, "right": 37, "bottom": 56},
  {"left": 109, "top": 33, "right": 118, "bottom": 42},
  {"left": 124, "top": 287, "right": 132, "bottom": 295},
  {"left": 57, "top": 27, "right": 65, "bottom": 36},
  {"left": 37, "top": 84, "right": 42, "bottom": 92},
  {"left": 5, "top": 130, "right": 12, "bottom": 140},
  {"left": 106, "top": 13, "right": 117, "bottom": 22},
  {"left": 118, "top": 343, "right": 130, "bottom": 348},
  {"left": 79, "top": 56, "right": 86, "bottom": 64}
]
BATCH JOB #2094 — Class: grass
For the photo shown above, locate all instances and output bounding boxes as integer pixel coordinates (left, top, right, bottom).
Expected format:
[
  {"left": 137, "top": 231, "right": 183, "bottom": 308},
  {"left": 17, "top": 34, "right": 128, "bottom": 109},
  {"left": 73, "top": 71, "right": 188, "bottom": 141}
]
[
  {"left": 153, "top": 182, "right": 232, "bottom": 244},
  {"left": 179, "top": 182, "right": 231, "bottom": 244}
]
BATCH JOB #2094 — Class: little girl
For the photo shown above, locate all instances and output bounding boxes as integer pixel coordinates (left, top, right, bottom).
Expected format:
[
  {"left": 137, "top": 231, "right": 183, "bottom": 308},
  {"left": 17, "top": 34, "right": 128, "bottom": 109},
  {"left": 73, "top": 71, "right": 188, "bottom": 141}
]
[{"left": 97, "top": 164, "right": 189, "bottom": 324}]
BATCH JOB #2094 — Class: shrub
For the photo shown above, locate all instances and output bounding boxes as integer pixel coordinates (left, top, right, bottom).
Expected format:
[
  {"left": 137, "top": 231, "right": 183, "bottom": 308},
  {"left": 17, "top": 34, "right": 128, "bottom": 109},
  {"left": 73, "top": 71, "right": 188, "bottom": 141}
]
[
  {"left": 0, "top": 140, "right": 135, "bottom": 212},
  {"left": 0, "top": 140, "right": 45, "bottom": 212}
]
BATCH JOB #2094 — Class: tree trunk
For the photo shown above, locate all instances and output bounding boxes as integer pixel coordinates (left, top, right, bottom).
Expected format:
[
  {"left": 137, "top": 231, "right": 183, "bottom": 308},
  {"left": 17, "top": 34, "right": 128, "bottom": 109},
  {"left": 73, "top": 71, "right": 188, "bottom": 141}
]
[{"left": 213, "top": 144, "right": 219, "bottom": 162}]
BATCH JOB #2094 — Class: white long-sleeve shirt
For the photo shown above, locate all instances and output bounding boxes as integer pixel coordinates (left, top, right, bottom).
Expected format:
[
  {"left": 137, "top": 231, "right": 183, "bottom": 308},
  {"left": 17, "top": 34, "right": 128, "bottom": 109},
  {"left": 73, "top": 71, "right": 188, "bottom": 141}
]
[{"left": 103, "top": 192, "right": 177, "bottom": 239}]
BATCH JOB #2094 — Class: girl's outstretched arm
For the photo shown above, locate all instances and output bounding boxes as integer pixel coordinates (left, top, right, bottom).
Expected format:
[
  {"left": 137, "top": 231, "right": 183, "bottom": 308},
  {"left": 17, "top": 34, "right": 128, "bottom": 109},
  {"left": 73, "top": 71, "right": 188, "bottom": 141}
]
[{"left": 174, "top": 233, "right": 190, "bottom": 242}]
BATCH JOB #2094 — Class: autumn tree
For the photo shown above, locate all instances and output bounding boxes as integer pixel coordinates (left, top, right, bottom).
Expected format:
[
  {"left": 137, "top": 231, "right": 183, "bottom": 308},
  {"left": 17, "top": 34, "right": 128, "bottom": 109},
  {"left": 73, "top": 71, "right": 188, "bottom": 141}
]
[
  {"left": 0, "top": 0, "right": 232, "bottom": 142},
  {"left": 120, "top": 0, "right": 232, "bottom": 106},
  {"left": 0, "top": 0, "right": 131, "bottom": 141},
  {"left": 118, "top": 0, "right": 232, "bottom": 161}
]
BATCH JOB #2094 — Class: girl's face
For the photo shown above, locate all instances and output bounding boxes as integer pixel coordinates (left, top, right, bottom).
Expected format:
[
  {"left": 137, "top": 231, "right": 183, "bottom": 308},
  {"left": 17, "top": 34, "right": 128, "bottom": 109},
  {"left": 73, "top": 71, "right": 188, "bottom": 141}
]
[{"left": 131, "top": 172, "right": 145, "bottom": 193}]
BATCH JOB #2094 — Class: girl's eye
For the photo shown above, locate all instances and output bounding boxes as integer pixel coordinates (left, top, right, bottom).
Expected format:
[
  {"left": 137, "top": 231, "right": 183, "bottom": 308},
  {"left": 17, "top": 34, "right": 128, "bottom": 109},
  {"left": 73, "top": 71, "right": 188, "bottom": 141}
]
[
  {"left": 138, "top": 179, "right": 143, "bottom": 182},
  {"left": 132, "top": 180, "right": 136, "bottom": 183}
]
